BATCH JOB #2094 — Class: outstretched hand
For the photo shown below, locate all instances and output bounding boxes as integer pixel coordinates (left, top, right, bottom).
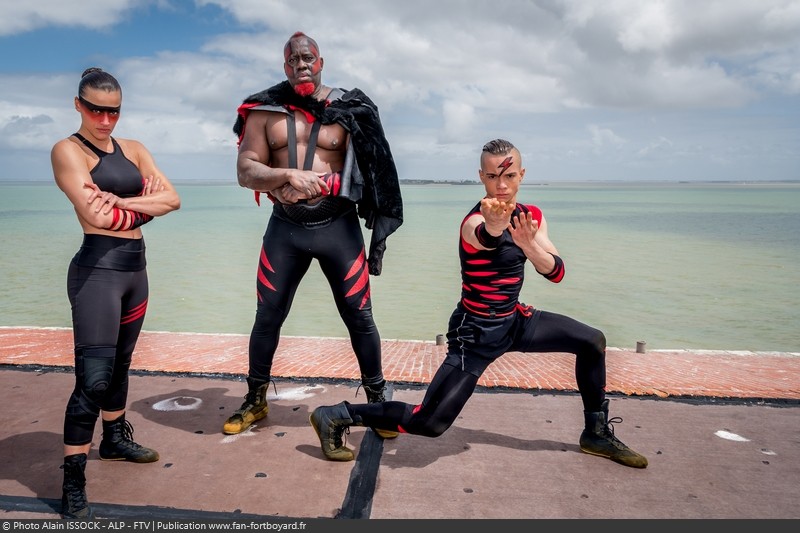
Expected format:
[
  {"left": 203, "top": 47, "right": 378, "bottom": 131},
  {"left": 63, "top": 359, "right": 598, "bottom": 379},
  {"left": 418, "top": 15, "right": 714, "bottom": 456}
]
[
  {"left": 508, "top": 210, "right": 539, "bottom": 247},
  {"left": 480, "top": 197, "right": 515, "bottom": 232}
]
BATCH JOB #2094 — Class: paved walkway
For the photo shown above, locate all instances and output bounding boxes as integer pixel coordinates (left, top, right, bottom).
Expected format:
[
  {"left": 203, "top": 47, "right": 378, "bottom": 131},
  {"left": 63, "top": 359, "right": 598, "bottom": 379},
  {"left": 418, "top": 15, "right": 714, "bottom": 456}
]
[
  {"left": 1, "top": 327, "right": 798, "bottom": 520},
  {"left": 1, "top": 327, "right": 798, "bottom": 400}
]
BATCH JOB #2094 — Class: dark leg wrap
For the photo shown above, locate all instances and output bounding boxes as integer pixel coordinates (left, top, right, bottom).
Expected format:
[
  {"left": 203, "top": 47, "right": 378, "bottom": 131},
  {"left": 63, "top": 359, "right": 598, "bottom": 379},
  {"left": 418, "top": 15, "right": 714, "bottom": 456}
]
[{"left": 64, "top": 346, "right": 116, "bottom": 445}]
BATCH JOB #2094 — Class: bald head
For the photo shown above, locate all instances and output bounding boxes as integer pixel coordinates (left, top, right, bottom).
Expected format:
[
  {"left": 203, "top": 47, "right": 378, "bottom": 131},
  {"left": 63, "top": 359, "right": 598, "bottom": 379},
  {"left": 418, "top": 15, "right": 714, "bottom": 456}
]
[{"left": 284, "top": 31, "right": 319, "bottom": 57}]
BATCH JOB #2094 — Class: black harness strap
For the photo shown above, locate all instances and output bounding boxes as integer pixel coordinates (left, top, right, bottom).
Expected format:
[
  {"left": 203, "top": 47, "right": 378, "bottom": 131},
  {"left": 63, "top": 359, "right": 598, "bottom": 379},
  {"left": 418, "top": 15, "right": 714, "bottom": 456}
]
[
  {"left": 304, "top": 120, "right": 321, "bottom": 171},
  {"left": 285, "top": 111, "right": 321, "bottom": 171},
  {"left": 286, "top": 113, "right": 297, "bottom": 169}
]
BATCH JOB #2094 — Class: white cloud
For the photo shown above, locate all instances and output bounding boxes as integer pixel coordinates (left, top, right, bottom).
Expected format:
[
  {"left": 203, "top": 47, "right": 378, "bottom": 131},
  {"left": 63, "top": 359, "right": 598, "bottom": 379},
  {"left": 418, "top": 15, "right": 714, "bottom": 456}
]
[
  {"left": 588, "top": 124, "right": 625, "bottom": 150},
  {"left": 0, "top": 0, "right": 798, "bottom": 182},
  {"left": 0, "top": 0, "right": 138, "bottom": 36},
  {"left": 636, "top": 136, "right": 674, "bottom": 159}
]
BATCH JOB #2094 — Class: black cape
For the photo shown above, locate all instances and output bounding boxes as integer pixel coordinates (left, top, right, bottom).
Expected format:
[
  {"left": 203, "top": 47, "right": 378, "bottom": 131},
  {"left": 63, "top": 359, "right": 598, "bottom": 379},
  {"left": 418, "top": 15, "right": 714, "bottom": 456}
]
[{"left": 233, "top": 81, "right": 403, "bottom": 276}]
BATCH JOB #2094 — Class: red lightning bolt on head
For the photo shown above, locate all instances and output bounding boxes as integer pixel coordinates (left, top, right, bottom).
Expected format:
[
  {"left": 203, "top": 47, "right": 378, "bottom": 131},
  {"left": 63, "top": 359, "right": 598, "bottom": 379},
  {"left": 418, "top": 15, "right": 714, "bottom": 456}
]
[{"left": 497, "top": 157, "right": 513, "bottom": 176}]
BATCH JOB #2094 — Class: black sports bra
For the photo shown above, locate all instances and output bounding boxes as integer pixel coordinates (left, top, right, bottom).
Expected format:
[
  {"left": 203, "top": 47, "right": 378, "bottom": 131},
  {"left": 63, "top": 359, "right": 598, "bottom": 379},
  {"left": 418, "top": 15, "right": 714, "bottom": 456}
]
[{"left": 73, "top": 132, "right": 143, "bottom": 198}]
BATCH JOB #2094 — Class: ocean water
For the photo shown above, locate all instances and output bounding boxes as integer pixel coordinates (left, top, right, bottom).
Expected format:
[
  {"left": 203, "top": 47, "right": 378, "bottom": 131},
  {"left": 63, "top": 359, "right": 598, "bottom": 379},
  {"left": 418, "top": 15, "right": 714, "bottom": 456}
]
[{"left": 1, "top": 181, "right": 799, "bottom": 353}]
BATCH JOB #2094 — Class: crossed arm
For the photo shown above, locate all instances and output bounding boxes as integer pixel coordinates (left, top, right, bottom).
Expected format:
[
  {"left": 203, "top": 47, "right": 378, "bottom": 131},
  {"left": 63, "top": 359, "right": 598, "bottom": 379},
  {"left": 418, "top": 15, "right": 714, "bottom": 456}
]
[{"left": 51, "top": 137, "right": 180, "bottom": 234}]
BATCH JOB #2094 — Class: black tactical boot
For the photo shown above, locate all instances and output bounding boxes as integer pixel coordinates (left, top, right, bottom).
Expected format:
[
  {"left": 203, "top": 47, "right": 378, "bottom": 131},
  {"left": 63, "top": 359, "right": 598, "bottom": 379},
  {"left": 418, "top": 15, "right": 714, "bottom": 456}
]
[
  {"left": 309, "top": 402, "right": 356, "bottom": 461},
  {"left": 61, "top": 453, "right": 95, "bottom": 520},
  {"left": 361, "top": 379, "right": 399, "bottom": 439},
  {"left": 223, "top": 377, "right": 270, "bottom": 434},
  {"left": 579, "top": 399, "right": 648, "bottom": 468},
  {"left": 99, "top": 415, "right": 159, "bottom": 463}
]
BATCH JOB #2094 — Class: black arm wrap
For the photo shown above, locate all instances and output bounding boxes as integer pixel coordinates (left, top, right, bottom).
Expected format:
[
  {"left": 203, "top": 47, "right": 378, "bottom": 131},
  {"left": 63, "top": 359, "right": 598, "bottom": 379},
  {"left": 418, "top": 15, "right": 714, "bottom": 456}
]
[
  {"left": 108, "top": 207, "right": 154, "bottom": 231},
  {"left": 475, "top": 222, "right": 502, "bottom": 248},
  {"left": 126, "top": 211, "right": 154, "bottom": 230},
  {"left": 541, "top": 253, "right": 565, "bottom": 283}
]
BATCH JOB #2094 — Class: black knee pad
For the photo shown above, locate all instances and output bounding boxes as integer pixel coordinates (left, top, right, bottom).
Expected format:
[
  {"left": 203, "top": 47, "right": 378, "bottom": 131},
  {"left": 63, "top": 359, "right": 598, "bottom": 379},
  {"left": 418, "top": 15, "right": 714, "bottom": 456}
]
[
  {"left": 75, "top": 346, "right": 116, "bottom": 405},
  {"left": 64, "top": 390, "right": 100, "bottom": 445},
  {"left": 65, "top": 390, "right": 101, "bottom": 420}
]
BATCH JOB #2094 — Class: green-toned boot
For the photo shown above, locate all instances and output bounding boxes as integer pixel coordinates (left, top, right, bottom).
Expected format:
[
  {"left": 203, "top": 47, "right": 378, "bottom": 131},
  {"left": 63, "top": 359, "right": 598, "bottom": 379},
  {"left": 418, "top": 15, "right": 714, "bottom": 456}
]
[
  {"left": 362, "top": 380, "right": 399, "bottom": 439},
  {"left": 309, "top": 402, "right": 356, "bottom": 461},
  {"left": 223, "top": 378, "right": 270, "bottom": 434},
  {"left": 579, "top": 399, "right": 648, "bottom": 468}
]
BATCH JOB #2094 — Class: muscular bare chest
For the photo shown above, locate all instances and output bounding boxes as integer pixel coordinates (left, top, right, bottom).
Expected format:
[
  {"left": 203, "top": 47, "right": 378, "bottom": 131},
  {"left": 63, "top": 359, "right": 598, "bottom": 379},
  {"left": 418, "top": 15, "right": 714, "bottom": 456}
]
[{"left": 266, "top": 112, "right": 346, "bottom": 151}]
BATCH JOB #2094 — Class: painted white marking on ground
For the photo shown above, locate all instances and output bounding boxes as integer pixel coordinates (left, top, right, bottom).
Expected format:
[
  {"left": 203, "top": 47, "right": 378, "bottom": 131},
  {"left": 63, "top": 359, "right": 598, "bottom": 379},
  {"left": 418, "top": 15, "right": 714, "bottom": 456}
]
[
  {"left": 221, "top": 427, "right": 260, "bottom": 444},
  {"left": 714, "top": 430, "right": 750, "bottom": 442},
  {"left": 152, "top": 396, "right": 202, "bottom": 411},
  {"left": 268, "top": 385, "right": 326, "bottom": 401}
]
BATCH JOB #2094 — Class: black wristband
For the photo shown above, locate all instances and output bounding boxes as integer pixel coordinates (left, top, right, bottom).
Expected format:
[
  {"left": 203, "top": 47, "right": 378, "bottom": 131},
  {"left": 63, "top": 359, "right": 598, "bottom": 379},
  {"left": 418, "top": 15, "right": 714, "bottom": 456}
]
[
  {"left": 541, "top": 253, "right": 565, "bottom": 282},
  {"left": 475, "top": 222, "right": 502, "bottom": 248}
]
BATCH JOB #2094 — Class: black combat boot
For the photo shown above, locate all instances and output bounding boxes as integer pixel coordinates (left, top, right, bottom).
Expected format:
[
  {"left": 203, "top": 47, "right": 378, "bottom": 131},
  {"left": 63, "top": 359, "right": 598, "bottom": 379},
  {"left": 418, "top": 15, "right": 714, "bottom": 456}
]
[
  {"left": 223, "top": 377, "right": 270, "bottom": 434},
  {"left": 61, "top": 453, "right": 95, "bottom": 520},
  {"left": 579, "top": 399, "right": 648, "bottom": 468},
  {"left": 99, "top": 415, "right": 159, "bottom": 463},
  {"left": 361, "top": 379, "right": 399, "bottom": 439},
  {"left": 309, "top": 402, "right": 357, "bottom": 461}
]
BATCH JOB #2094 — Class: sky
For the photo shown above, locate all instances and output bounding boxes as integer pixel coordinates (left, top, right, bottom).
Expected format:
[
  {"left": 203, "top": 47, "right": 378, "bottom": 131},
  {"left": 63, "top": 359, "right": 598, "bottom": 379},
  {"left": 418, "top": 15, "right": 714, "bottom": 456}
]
[{"left": 1, "top": 0, "right": 799, "bottom": 183}]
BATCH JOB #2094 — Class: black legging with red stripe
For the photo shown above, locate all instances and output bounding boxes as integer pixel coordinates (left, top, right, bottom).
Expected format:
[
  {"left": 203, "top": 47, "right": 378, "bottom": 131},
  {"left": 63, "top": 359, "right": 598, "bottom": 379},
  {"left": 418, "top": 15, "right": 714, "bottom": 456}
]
[
  {"left": 349, "top": 307, "right": 606, "bottom": 437},
  {"left": 64, "top": 234, "right": 148, "bottom": 446},
  {"left": 247, "top": 205, "right": 383, "bottom": 386},
  {"left": 348, "top": 199, "right": 606, "bottom": 437}
]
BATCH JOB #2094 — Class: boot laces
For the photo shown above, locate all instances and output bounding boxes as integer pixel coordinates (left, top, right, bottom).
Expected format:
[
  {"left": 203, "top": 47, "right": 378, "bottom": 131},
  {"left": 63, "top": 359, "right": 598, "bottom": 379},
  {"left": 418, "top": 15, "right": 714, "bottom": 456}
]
[
  {"left": 235, "top": 397, "right": 256, "bottom": 415},
  {"left": 121, "top": 419, "right": 135, "bottom": 440},
  {"left": 65, "top": 483, "right": 89, "bottom": 510},
  {"left": 61, "top": 464, "right": 88, "bottom": 510},
  {"left": 602, "top": 416, "right": 627, "bottom": 448},
  {"left": 321, "top": 406, "right": 351, "bottom": 449},
  {"left": 332, "top": 425, "right": 350, "bottom": 449},
  {"left": 118, "top": 420, "right": 146, "bottom": 450},
  {"left": 357, "top": 383, "right": 386, "bottom": 403},
  {"left": 237, "top": 380, "right": 276, "bottom": 414}
]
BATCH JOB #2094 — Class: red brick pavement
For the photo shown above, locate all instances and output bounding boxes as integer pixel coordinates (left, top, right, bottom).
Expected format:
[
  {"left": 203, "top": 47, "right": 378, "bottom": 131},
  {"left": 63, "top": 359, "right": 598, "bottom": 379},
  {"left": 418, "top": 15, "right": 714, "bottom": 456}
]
[{"left": 1, "top": 326, "right": 798, "bottom": 400}]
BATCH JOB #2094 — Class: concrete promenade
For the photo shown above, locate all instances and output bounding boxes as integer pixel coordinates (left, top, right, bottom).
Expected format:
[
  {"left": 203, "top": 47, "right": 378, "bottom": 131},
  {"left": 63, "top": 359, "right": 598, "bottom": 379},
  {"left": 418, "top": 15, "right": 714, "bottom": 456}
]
[{"left": 0, "top": 327, "right": 798, "bottom": 520}]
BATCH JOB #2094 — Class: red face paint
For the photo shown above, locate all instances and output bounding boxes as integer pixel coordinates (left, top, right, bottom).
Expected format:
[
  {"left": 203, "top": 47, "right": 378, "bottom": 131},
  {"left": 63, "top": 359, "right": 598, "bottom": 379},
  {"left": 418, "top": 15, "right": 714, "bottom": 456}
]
[
  {"left": 78, "top": 96, "right": 120, "bottom": 123},
  {"left": 497, "top": 157, "right": 513, "bottom": 177},
  {"left": 308, "top": 55, "right": 322, "bottom": 75},
  {"left": 284, "top": 36, "right": 323, "bottom": 96}
]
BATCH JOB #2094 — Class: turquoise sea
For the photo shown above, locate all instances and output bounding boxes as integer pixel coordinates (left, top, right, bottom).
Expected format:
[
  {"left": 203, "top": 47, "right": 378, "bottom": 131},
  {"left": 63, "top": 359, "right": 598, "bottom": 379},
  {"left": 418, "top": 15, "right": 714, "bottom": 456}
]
[{"left": 1, "top": 181, "right": 798, "bottom": 353}]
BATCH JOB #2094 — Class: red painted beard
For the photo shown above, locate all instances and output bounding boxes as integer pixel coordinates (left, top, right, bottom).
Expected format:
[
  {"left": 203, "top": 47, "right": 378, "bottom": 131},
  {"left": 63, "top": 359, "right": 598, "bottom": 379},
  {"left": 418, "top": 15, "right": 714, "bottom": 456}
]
[{"left": 293, "top": 82, "right": 315, "bottom": 97}]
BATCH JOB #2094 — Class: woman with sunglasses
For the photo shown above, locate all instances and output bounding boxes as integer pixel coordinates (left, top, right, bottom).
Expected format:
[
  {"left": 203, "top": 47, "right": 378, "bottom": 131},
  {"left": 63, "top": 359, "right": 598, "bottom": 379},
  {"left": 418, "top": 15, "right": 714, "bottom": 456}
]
[{"left": 51, "top": 67, "right": 180, "bottom": 519}]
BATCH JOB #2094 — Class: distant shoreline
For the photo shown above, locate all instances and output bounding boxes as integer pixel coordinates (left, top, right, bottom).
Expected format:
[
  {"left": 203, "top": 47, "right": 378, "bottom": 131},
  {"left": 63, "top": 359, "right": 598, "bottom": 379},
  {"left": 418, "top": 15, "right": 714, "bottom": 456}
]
[{"left": 4, "top": 179, "right": 800, "bottom": 186}]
